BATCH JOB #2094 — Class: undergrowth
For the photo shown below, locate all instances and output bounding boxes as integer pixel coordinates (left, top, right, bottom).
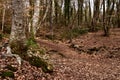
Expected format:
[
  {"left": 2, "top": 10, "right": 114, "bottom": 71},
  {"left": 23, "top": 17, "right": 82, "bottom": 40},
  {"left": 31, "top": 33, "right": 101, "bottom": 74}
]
[
  {"left": 29, "top": 56, "right": 53, "bottom": 73},
  {"left": 10, "top": 38, "right": 53, "bottom": 73},
  {"left": 61, "top": 28, "right": 88, "bottom": 39}
]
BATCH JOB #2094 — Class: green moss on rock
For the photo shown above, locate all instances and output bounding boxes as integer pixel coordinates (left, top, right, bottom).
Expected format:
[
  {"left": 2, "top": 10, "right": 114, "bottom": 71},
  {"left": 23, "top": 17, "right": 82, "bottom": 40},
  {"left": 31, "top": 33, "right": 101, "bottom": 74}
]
[
  {"left": 0, "top": 71, "right": 14, "bottom": 78},
  {"left": 10, "top": 39, "right": 53, "bottom": 73},
  {"left": 10, "top": 40, "right": 28, "bottom": 59},
  {"left": 28, "top": 56, "right": 53, "bottom": 73}
]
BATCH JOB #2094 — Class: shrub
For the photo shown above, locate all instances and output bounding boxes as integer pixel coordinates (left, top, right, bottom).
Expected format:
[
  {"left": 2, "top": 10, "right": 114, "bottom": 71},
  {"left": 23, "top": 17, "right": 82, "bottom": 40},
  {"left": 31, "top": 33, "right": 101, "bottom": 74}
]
[
  {"left": 61, "top": 28, "right": 88, "bottom": 39},
  {"left": 26, "top": 38, "right": 36, "bottom": 47}
]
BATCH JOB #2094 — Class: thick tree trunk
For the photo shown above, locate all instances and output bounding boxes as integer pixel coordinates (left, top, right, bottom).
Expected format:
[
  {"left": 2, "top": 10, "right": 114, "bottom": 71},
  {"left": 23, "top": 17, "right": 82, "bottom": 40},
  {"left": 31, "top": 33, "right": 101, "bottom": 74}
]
[
  {"left": 9, "top": 0, "right": 28, "bottom": 59},
  {"left": 10, "top": 0, "right": 27, "bottom": 42}
]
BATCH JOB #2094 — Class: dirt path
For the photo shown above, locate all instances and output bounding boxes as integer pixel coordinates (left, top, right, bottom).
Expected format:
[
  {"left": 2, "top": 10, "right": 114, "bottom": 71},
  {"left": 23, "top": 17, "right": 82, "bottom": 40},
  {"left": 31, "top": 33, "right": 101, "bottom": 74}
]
[
  {"left": 35, "top": 29, "right": 120, "bottom": 80},
  {"left": 36, "top": 39, "right": 79, "bottom": 59},
  {"left": 0, "top": 29, "right": 120, "bottom": 80}
]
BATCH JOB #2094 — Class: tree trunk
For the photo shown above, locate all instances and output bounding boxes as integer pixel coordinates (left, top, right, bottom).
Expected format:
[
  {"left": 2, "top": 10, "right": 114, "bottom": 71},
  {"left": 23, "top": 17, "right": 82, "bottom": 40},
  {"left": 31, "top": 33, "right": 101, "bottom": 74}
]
[
  {"left": 64, "top": 0, "right": 70, "bottom": 26},
  {"left": 103, "top": 0, "right": 115, "bottom": 36},
  {"left": 103, "top": 0, "right": 108, "bottom": 36},
  {"left": 10, "top": 0, "right": 27, "bottom": 42},
  {"left": 32, "top": 0, "right": 40, "bottom": 36},
  {"left": 77, "top": 0, "right": 83, "bottom": 26},
  {"left": 48, "top": 0, "right": 55, "bottom": 39},
  {"left": 24, "top": 0, "right": 30, "bottom": 38},
  {"left": 91, "top": 0, "right": 100, "bottom": 31},
  {"left": 2, "top": 4, "right": 6, "bottom": 32},
  {"left": 88, "top": 0, "right": 92, "bottom": 27},
  {"left": 116, "top": 0, "right": 120, "bottom": 28},
  {"left": 55, "top": 0, "right": 58, "bottom": 24},
  {"left": 10, "top": 0, "right": 28, "bottom": 56}
]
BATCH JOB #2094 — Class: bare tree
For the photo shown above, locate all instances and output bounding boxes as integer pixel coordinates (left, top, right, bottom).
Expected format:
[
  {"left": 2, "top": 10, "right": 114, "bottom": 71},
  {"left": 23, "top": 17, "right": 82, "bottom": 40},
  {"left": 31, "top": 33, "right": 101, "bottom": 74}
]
[
  {"left": 88, "top": 0, "right": 92, "bottom": 26},
  {"left": 77, "top": 0, "right": 84, "bottom": 26},
  {"left": 24, "top": 0, "right": 30, "bottom": 38},
  {"left": 103, "top": 0, "right": 115, "bottom": 36},
  {"left": 32, "top": 0, "right": 40, "bottom": 36},
  {"left": 91, "top": 0, "right": 100, "bottom": 31},
  {"left": 1, "top": 3, "right": 6, "bottom": 32},
  {"left": 64, "top": 0, "right": 71, "bottom": 26},
  {"left": 116, "top": 0, "right": 120, "bottom": 28}
]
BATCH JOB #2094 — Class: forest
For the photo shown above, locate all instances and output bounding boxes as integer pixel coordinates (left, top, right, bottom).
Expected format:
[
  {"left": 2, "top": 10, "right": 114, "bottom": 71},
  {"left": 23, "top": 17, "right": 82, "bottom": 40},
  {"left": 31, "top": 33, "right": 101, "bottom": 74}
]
[{"left": 0, "top": 0, "right": 120, "bottom": 80}]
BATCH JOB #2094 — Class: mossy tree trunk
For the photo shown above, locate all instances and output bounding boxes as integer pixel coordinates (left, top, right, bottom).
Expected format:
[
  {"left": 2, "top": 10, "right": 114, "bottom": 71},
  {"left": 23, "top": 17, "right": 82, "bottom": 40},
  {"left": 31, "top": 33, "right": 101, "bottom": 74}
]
[{"left": 10, "top": 0, "right": 28, "bottom": 55}]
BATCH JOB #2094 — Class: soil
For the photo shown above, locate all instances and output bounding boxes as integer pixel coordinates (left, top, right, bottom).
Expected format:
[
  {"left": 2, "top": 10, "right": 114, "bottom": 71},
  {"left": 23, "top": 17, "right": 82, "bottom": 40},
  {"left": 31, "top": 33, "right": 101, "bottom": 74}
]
[{"left": 0, "top": 28, "right": 120, "bottom": 80}]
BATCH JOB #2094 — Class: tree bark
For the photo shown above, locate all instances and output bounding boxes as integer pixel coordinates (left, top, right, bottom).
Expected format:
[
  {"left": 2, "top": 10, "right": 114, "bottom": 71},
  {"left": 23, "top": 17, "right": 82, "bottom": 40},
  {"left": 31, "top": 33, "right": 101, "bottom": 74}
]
[
  {"left": 9, "top": 0, "right": 28, "bottom": 59},
  {"left": 10, "top": 0, "right": 27, "bottom": 42},
  {"left": 24, "top": 0, "right": 30, "bottom": 38},
  {"left": 2, "top": 4, "right": 6, "bottom": 32},
  {"left": 32, "top": 0, "right": 40, "bottom": 36},
  {"left": 116, "top": 0, "right": 120, "bottom": 28},
  {"left": 91, "top": 0, "right": 100, "bottom": 31},
  {"left": 77, "top": 0, "right": 83, "bottom": 26},
  {"left": 64, "top": 0, "right": 70, "bottom": 26}
]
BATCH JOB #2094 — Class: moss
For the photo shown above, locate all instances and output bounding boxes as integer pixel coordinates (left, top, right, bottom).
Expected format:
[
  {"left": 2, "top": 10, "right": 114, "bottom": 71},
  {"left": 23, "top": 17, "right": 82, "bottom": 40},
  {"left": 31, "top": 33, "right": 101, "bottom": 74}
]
[
  {"left": 0, "top": 71, "right": 14, "bottom": 78},
  {"left": 5, "top": 65, "right": 18, "bottom": 72},
  {"left": 28, "top": 56, "right": 53, "bottom": 73},
  {"left": 26, "top": 38, "right": 46, "bottom": 55},
  {"left": 10, "top": 39, "right": 53, "bottom": 73},
  {"left": 61, "top": 28, "right": 88, "bottom": 39},
  {"left": 26, "top": 38, "right": 40, "bottom": 50},
  {"left": 26, "top": 38, "right": 36, "bottom": 47},
  {"left": 10, "top": 40, "right": 28, "bottom": 59},
  {"left": 39, "top": 49, "right": 46, "bottom": 55}
]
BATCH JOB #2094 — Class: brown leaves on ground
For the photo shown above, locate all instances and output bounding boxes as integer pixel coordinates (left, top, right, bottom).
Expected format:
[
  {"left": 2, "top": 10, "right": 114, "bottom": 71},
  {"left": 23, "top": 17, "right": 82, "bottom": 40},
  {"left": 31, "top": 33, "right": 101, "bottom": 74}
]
[
  {"left": 0, "top": 28, "right": 120, "bottom": 80},
  {"left": 37, "top": 28, "right": 120, "bottom": 80}
]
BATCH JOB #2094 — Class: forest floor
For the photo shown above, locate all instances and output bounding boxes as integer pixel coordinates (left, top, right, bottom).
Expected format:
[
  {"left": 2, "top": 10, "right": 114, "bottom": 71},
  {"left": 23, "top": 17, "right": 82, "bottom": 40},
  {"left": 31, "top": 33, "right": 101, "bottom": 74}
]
[{"left": 0, "top": 28, "right": 120, "bottom": 80}]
